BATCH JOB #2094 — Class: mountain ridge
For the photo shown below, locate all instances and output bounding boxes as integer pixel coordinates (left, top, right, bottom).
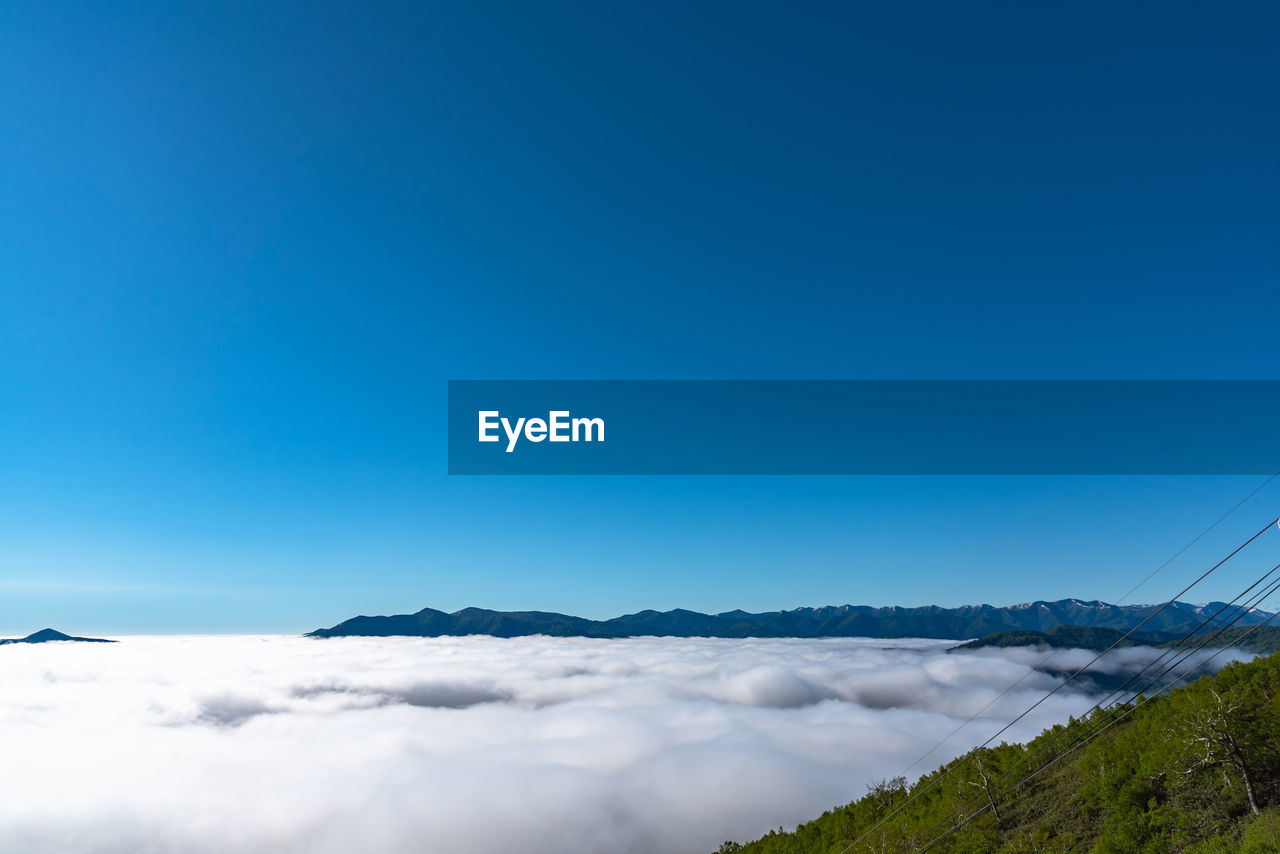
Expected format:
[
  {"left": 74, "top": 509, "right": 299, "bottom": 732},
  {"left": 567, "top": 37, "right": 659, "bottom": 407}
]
[{"left": 307, "top": 599, "right": 1275, "bottom": 640}]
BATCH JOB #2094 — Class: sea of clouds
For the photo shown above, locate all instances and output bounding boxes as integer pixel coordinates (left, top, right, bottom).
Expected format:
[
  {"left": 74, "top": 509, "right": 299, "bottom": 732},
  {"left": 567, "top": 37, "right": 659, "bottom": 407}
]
[{"left": 0, "top": 635, "right": 1249, "bottom": 854}]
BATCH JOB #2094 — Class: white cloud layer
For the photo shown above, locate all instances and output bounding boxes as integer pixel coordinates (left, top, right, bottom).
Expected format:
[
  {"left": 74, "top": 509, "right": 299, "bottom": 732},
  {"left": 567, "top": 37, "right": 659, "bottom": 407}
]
[{"left": 0, "top": 636, "right": 1248, "bottom": 854}]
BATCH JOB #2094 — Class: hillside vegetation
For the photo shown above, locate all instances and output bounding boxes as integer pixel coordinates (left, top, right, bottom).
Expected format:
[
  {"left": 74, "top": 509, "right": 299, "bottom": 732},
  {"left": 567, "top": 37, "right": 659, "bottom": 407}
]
[
  {"left": 951, "top": 625, "right": 1153, "bottom": 652},
  {"left": 953, "top": 625, "right": 1280, "bottom": 656},
  {"left": 719, "top": 651, "right": 1280, "bottom": 854}
]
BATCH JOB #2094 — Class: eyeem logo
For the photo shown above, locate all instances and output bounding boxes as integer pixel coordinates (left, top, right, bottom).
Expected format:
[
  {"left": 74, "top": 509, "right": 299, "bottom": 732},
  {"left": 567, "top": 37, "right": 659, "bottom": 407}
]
[{"left": 478, "top": 410, "right": 605, "bottom": 453}]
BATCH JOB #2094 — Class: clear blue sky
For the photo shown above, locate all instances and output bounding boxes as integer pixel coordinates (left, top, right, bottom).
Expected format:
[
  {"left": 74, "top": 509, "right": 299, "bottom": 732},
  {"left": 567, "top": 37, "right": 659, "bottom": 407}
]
[{"left": 2, "top": 2, "right": 1278, "bottom": 633}]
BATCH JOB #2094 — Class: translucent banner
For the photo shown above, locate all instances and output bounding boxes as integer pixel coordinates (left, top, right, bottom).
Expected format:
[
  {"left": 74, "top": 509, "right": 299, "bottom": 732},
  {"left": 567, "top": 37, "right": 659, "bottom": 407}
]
[{"left": 447, "top": 380, "right": 1279, "bottom": 475}]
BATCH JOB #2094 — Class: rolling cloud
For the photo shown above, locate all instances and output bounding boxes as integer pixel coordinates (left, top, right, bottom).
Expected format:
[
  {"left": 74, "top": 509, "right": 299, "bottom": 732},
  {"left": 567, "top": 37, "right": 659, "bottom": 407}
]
[{"left": 0, "top": 635, "right": 1250, "bottom": 854}]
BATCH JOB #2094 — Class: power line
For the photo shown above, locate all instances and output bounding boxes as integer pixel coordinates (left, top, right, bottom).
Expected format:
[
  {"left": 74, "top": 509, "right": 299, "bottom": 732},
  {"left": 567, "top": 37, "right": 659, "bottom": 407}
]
[
  {"left": 831, "top": 513, "right": 1277, "bottom": 854},
  {"left": 1113, "top": 472, "right": 1278, "bottom": 606},
  {"left": 1025, "top": 560, "right": 1280, "bottom": 744},
  {"left": 918, "top": 566, "right": 1280, "bottom": 846},
  {"left": 915, "top": 599, "right": 1280, "bottom": 852},
  {"left": 907, "top": 565, "right": 1280, "bottom": 850},
  {"left": 869, "top": 475, "right": 1277, "bottom": 786},
  {"left": 916, "top": 558, "right": 1280, "bottom": 850}
]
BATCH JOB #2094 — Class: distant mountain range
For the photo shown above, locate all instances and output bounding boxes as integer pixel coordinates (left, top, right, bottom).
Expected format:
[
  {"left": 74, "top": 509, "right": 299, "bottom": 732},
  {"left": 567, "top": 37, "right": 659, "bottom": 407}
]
[
  {"left": 0, "top": 628, "right": 114, "bottom": 645},
  {"left": 307, "top": 599, "right": 1275, "bottom": 640}
]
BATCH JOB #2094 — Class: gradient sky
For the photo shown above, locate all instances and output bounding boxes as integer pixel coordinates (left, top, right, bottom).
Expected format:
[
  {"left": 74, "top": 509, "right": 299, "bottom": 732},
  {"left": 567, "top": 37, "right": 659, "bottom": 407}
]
[{"left": 2, "top": 2, "right": 1278, "bottom": 633}]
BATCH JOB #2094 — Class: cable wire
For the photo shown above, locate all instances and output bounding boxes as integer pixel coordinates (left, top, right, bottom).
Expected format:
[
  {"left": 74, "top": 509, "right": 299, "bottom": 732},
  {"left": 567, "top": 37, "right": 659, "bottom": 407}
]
[
  {"left": 830, "top": 513, "right": 1277, "bottom": 854},
  {"left": 907, "top": 563, "right": 1280, "bottom": 852},
  {"left": 862, "top": 476, "right": 1277, "bottom": 788},
  {"left": 916, "top": 603, "right": 1280, "bottom": 852}
]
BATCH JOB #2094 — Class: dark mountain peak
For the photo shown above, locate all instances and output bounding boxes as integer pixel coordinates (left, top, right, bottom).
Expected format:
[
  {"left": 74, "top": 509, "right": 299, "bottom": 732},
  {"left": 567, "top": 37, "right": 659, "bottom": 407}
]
[
  {"left": 0, "top": 628, "right": 115, "bottom": 645},
  {"left": 27, "top": 628, "right": 71, "bottom": 641},
  {"left": 609, "top": 609, "right": 661, "bottom": 621}
]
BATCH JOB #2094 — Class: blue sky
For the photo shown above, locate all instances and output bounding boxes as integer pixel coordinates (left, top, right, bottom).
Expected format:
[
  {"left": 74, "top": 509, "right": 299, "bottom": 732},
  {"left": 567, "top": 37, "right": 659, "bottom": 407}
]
[{"left": 2, "top": 2, "right": 1278, "bottom": 633}]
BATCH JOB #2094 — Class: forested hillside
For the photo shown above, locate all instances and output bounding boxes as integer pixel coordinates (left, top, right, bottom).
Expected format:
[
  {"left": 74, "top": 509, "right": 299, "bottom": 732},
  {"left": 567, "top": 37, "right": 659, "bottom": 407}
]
[
  {"left": 719, "top": 651, "right": 1280, "bottom": 853},
  {"left": 953, "top": 626, "right": 1280, "bottom": 656}
]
